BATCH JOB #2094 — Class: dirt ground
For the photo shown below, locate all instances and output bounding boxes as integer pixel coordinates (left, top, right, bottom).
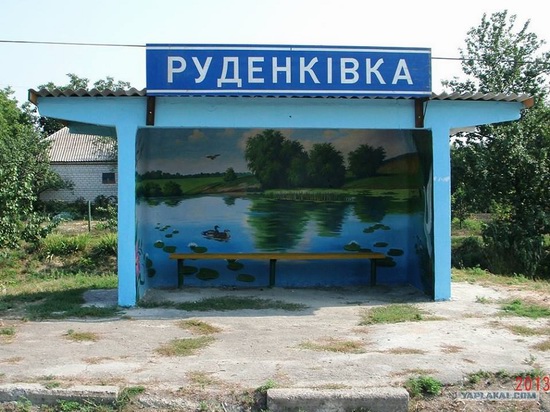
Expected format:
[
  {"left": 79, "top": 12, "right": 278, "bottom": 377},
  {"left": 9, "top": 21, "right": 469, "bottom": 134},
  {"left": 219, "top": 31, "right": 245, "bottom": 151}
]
[{"left": 2, "top": 281, "right": 550, "bottom": 411}]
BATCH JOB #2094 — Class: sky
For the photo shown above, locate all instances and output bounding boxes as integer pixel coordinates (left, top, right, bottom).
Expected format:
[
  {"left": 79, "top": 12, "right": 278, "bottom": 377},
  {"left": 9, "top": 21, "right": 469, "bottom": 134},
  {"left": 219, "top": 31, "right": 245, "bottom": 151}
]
[{"left": 1, "top": 0, "right": 550, "bottom": 106}]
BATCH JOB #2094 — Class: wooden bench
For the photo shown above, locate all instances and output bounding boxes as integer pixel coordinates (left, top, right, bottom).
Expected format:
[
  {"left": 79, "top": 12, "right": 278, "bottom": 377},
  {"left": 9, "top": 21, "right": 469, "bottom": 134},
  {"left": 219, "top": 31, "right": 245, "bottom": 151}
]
[{"left": 169, "top": 252, "right": 386, "bottom": 289}]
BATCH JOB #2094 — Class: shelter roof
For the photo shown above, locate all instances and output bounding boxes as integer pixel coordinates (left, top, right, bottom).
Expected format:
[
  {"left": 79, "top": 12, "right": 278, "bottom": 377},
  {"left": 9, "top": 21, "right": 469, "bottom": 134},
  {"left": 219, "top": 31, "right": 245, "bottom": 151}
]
[{"left": 28, "top": 88, "right": 534, "bottom": 108}]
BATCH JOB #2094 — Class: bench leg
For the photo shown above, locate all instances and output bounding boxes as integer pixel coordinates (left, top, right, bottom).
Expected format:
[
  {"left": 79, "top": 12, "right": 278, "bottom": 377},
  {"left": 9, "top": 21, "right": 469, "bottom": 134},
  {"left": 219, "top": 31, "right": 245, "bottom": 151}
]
[
  {"left": 269, "top": 259, "right": 277, "bottom": 287},
  {"left": 177, "top": 259, "right": 185, "bottom": 289},
  {"left": 370, "top": 259, "right": 377, "bottom": 287}
]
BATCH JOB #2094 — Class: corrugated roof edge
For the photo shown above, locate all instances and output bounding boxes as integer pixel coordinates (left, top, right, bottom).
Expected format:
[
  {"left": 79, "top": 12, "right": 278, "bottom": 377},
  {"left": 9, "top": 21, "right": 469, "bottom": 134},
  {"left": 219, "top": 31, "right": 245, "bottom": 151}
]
[{"left": 28, "top": 88, "right": 534, "bottom": 108}]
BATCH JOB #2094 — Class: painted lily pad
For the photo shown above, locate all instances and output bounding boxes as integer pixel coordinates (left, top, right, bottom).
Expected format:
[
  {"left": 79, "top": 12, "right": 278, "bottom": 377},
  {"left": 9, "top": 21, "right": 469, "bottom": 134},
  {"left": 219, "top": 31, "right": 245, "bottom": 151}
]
[
  {"left": 153, "top": 240, "right": 165, "bottom": 248},
  {"left": 236, "top": 274, "right": 255, "bottom": 283},
  {"left": 147, "top": 268, "right": 156, "bottom": 277},
  {"left": 165, "top": 233, "right": 173, "bottom": 238},
  {"left": 227, "top": 261, "right": 245, "bottom": 271},
  {"left": 373, "top": 242, "right": 388, "bottom": 248},
  {"left": 387, "top": 248, "right": 404, "bottom": 256},
  {"left": 196, "top": 268, "right": 219, "bottom": 281},
  {"left": 191, "top": 246, "right": 208, "bottom": 253},
  {"left": 172, "top": 230, "right": 179, "bottom": 234},
  {"left": 178, "top": 265, "right": 198, "bottom": 276},
  {"left": 163, "top": 245, "right": 177, "bottom": 253},
  {"left": 145, "top": 257, "right": 153, "bottom": 268},
  {"left": 363, "top": 227, "right": 375, "bottom": 233},
  {"left": 344, "top": 241, "right": 360, "bottom": 251},
  {"left": 372, "top": 224, "right": 385, "bottom": 229},
  {"left": 378, "top": 257, "right": 397, "bottom": 267}
]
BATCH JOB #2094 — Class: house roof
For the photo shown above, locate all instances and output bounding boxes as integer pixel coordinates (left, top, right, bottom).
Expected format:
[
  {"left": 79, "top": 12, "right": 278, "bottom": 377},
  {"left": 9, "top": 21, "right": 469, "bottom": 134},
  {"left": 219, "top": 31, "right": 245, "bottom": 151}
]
[
  {"left": 28, "top": 88, "right": 534, "bottom": 108},
  {"left": 46, "top": 127, "right": 116, "bottom": 163}
]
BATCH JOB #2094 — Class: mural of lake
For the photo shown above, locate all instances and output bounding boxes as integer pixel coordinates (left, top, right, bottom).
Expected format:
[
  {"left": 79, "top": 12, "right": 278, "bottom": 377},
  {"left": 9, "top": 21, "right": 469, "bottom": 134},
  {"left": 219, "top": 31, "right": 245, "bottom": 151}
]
[
  {"left": 135, "top": 127, "right": 434, "bottom": 299},
  {"left": 136, "top": 192, "right": 426, "bottom": 289}
]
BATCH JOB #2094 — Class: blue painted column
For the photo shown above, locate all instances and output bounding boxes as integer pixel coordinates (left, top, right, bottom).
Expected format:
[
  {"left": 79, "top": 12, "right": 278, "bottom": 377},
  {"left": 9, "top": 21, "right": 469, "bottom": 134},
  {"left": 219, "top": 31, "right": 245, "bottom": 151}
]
[
  {"left": 431, "top": 125, "right": 451, "bottom": 300},
  {"left": 116, "top": 124, "right": 138, "bottom": 306}
]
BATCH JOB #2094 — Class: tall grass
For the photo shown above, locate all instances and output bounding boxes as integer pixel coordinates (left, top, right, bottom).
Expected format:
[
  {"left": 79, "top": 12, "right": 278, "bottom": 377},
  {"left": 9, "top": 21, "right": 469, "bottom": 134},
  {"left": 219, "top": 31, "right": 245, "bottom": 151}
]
[{"left": 40, "top": 233, "right": 90, "bottom": 256}]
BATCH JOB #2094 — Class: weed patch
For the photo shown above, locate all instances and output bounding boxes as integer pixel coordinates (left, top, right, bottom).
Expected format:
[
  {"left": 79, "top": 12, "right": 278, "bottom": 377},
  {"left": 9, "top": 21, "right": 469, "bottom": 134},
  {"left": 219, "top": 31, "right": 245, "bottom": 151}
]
[
  {"left": 405, "top": 375, "right": 442, "bottom": 398},
  {"left": 65, "top": 329, "right": 100, "bottom": 342},
  {"left": 299, "top": 338, "right": 365, "bottom": 353},
  {"left": 177, "top": 319, "right": 222, "bottom": 335},
  {"left": 359, "top": 304, "right": 425, "bottom": 325},
  {"left": 156, "top": 336, "right": 215, "bottom": 356}
]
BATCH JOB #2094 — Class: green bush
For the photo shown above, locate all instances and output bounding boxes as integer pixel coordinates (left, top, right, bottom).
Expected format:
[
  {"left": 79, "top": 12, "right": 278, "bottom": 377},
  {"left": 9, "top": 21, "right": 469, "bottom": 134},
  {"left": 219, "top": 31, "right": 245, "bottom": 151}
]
[
  {"left": 451, "top": 236, "right": 487, "bottom": 269},
  {"left": 406, "top": 376, "right": 442, "bottom": 398},
  {"left": 483, "top": 220, "right": 545, "bottom": 277}
]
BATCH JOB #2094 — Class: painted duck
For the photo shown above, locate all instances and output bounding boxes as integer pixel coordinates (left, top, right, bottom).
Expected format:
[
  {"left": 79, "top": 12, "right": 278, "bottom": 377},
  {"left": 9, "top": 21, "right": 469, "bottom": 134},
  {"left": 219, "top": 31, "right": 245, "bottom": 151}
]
[{"left": 201, "top": 225, "right": 231, "bottom": 241}]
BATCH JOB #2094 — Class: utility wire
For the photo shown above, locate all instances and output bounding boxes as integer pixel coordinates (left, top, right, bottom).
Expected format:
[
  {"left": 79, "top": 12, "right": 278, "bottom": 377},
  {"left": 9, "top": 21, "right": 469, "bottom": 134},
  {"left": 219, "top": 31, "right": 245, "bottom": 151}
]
[
  {"left": 0, "top": 39, "right": 143, "bottom": 48},
  {"left": 0, "top": 39, "right": 547, "bottom": 65}
]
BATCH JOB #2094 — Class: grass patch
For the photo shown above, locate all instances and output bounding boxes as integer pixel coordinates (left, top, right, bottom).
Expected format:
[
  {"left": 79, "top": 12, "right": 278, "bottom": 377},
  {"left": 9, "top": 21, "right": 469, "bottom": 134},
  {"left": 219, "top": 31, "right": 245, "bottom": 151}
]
[
  {"left": 532, "top": 339, "right": 550, "bottom": 351},
  {"left": 156, "top": 336, "right": 215, "bottom": 356},
  {"left": 506, "top": 324, "right": 550, "bottom": 336},
  {"left": 387, "top": 347, "right": 426, "bottom": 355},
  {"left": 0, "top": 327, "right": 15, "bottom": 336},
  {"left": 22, "top": 288, "right": 120, "bottom": 320},
  {"left": 187, "top": 371, "right": 223, "bottom": 388},
  {"left": 392, "top": 368, "right": 437, "bottom": 377},
  {"left": 452, "top": 267, "right": 550, "bottom": 294},
  {"left": 501, "top": 299, "right": 550, "bottom": 319},
  {"left": 440, "top": 344, "right": 464, "bottom": 354},
  {"left": 299, "top": 338, "right": 365, "bottom": 353},
  {"left": 256, "top": 379, "right": 278, "bottom": 394},
  {"left": 115, "top": 386, "right": 146, "bottom": 410},
  {"left": 359, "top": 304, "right": 425, "bottom": 325},
  {"left": 141, "top": 296, "right": 307, "bottom": 312},
  {"left": 177, "top": 319, "right": 222, "bottom": 335},
  {"left": 65, "top": 329, "right": 100, "bottom": 342}
]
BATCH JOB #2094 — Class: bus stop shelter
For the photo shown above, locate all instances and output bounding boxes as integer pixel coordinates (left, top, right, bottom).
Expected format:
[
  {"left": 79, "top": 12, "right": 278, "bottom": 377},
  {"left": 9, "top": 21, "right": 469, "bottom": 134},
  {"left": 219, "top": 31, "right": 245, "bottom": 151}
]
[{"left": 30, "top": 45, "right": 532, "bottom": 306}]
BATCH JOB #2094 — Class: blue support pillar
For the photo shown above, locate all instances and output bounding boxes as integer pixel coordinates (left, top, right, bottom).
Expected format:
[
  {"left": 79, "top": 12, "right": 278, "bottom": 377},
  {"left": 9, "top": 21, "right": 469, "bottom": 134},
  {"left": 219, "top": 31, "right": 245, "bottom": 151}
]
[
  {"left": 431, "top": 125, "right": 451, "bottom": 300},
  {"left": 116, "top": 124, "right": 137, "bottom": 306}
]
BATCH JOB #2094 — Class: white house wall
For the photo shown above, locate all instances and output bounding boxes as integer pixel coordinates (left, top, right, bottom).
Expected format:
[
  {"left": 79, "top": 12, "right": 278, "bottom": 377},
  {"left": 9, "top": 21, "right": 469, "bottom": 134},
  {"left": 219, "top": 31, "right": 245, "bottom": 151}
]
[{"left": 40, "top": 163, "right": 118, "bottom": 202}]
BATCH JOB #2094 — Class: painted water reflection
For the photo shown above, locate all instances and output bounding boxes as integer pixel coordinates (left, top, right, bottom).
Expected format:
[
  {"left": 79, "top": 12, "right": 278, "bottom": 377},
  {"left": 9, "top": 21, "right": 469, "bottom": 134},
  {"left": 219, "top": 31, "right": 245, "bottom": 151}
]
[{"left": 137, "top": 192, "right": 423, "bottom": 288}]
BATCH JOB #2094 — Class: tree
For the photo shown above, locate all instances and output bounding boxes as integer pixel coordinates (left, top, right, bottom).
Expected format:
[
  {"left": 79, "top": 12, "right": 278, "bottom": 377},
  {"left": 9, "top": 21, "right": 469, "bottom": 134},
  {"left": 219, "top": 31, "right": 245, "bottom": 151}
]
[
  {"left": 245, "top": 130, "right": 309, "bottom": 189},
  {"left": 307, "top": 143, "right": 346, "bottom": 188},
  {"left": 162, "top": 181, "right": 183, "bottom": 197},
  {"left": 223, "top": 167, "right": 237, "bottom": 182},
  {"left": 0, "top": 88, "right": 59, "bottom": 247},
  {"left": 444, "top": 10, "right": 550, "bottom": 277},
  {"left": 348, "top": 144, "right": 386, "bottom": 178}
]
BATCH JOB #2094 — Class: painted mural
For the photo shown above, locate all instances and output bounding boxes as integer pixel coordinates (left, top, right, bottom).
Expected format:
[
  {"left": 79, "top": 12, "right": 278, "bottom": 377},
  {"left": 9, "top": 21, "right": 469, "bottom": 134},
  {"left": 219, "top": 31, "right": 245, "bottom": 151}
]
[{"left": 135, "top": 128, "right": 434, "bottom": 297}]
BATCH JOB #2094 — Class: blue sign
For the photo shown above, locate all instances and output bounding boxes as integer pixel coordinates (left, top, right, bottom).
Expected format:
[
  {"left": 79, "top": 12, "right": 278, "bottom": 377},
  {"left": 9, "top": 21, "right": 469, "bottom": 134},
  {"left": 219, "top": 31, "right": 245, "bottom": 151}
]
[{"left": 146, "top": 44, "right": 431, "bottom": 97}]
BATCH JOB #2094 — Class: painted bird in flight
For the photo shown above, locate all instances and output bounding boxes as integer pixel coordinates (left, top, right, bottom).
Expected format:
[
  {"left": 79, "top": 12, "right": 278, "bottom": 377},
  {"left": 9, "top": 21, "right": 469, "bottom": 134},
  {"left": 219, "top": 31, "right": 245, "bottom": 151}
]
[{"left": 206, "top": 154, "right": 221, "bottom": 160}]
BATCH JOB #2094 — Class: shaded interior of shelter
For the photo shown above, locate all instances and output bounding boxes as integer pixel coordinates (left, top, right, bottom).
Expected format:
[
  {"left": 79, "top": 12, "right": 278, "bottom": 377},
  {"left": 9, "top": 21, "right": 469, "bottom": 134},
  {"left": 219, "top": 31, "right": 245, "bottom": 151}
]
[{"left": 134, "top": 127, "right": 434, "bottom": 300}]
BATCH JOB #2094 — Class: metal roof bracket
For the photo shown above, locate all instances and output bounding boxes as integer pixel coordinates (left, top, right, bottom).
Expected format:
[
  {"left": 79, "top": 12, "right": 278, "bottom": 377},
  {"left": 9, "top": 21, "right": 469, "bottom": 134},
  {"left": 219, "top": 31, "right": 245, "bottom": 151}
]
[
  {"left": 146, "top": 96, "right": 156, "bottom": 126},
  {"left": 414, "top": 98, "right": 428, "bottom": 128}
]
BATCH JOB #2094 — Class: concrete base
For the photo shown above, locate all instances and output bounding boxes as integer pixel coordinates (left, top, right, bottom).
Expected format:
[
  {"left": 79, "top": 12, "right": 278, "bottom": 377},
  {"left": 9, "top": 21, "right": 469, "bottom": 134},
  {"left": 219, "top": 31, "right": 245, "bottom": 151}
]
[
  {"left": 267, "top": 387, "right": 409, "bottom": 412},
  {"left": 0, "top": 384, "right": 118, "bottom": 406}
]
